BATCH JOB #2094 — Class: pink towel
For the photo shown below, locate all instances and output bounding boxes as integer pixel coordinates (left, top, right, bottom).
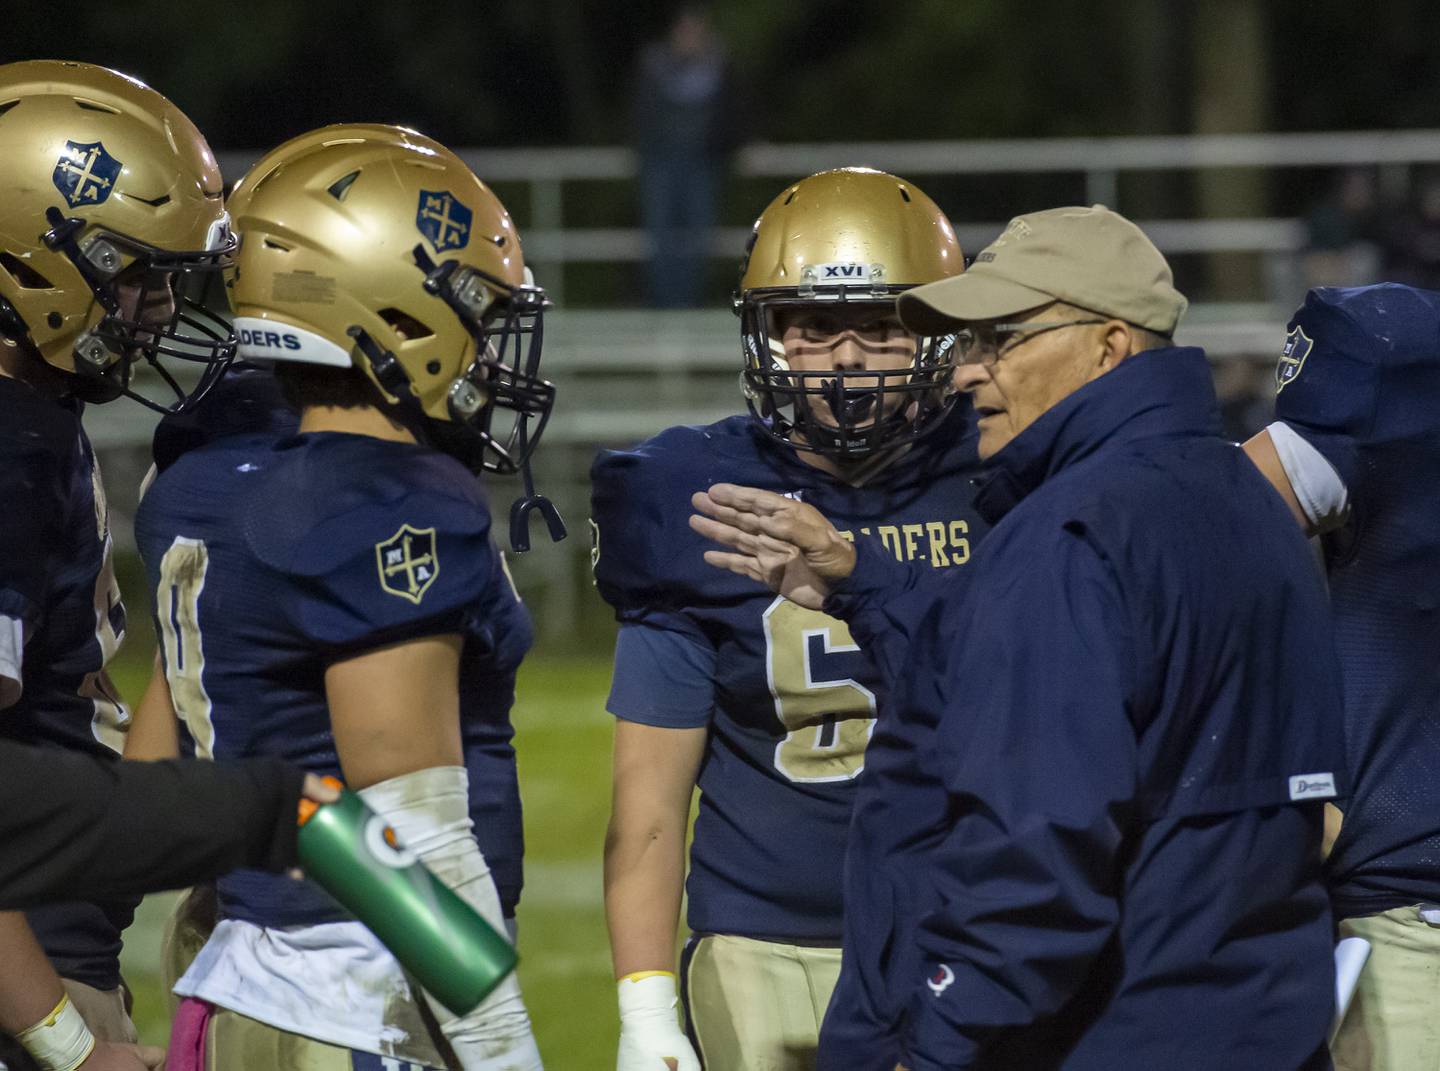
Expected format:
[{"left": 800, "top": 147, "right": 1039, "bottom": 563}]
[{"left": 165, "top": 997, "right": 215, "bottom": 1071}]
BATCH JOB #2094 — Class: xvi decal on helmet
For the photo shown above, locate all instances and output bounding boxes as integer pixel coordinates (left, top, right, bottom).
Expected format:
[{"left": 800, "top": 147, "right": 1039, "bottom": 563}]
[{"left": 735, "top": 167, "right": 965, "bottom": 462}]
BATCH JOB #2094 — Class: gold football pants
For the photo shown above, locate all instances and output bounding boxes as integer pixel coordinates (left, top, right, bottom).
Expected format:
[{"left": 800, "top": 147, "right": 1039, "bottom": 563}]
[
  {"left": 1333, "top": 904, "right": 1440, "bottom": 1071},
  {"left": 162, "top": 885, "right": 218, "bottom": 1017},
  {"left": 681, "top": 933, "right": 843, "bottom": 1071},
  {"left": 199, "top": 1005, "right": 446, "bottom": 1071}
]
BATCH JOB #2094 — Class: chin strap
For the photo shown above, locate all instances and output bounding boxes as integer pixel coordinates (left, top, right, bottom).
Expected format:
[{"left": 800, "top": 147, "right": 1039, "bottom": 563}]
[
  {"left": 348, "top": 326, "right": 416, "bottom": 405},
  {"left": 508, "top": 420, "right": 566, "bottom": 552},
  {"left": 349, "top": 324, "right": 566, "bottom": 552}
]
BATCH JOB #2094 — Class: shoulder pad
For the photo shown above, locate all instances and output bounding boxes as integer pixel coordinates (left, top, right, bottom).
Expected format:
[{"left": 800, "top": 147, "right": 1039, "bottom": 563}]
[
  {"left": 152, "top": 365, "right": 295, "bottom": 473},
  {"left": 0, "top": 382, "right": 82, "bottom": 472},
  {"left": 240, "top": 440, "right": 498, "bottom": 650},
  {"left": 590, "top": 421, "right": 757, "bottom": 614},
  {"left": 244, "top": 440, "right": 487, "bottom": 572},
  {"left": 1277, "top": 283, "right": 1440, "bottom": 465}
]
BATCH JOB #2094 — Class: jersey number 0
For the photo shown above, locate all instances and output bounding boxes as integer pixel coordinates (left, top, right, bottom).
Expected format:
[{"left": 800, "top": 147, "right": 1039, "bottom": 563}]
[
  {"left": 762, "top": 596, "right": 876, "bottom": 783},
  {"left": 156, "top": 537, "right": 217, "bottom": 759}
]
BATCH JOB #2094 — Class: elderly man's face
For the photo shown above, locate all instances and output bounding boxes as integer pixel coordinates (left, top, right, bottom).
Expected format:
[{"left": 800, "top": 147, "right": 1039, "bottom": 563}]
[{"left": 951, "top": 304, "right": 1112, "bottom": 459}]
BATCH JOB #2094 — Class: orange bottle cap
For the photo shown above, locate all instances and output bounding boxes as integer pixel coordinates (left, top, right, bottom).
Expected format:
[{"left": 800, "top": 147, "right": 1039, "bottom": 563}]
[{"left": 296, "top": 775, "right": 345, "bottom": 827}]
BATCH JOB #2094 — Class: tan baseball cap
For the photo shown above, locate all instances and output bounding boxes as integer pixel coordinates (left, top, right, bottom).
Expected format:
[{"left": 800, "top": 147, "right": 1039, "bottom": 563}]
[{"left": 897, "top": 204, "right": 1188, "bottom": 336}]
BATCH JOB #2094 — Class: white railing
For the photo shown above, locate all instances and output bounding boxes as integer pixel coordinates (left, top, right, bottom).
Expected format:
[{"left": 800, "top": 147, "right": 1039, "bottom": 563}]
[
  {"left": 217, "top": 129, "right": 1440, "bottom": 300},
  {"left": 83, "top": 304, "right": 1287, "bottom": 452},
  {"left": 104, "top": 124, "right": 1438, "bottom": 449}
]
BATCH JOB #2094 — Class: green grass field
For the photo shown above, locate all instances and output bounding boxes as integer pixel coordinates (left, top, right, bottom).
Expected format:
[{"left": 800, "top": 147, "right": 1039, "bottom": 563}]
[{"left": 109, "top": 645, "right": 623, "bottom": 1068}]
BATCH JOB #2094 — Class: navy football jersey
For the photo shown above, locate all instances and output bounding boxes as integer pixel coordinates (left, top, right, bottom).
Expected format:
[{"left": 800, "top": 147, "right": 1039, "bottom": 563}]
[
  {"left": 135, "top": 431, "right": 533, "bottom": 926},
  {"left": 591, "top": 410, "right": 987, "bottom": 943},
  {"left": 150, "top": 362, "right": 294, "bottom": 475},
  {"left": 0, "top": 377, "right": 134, "bottom": 989},
  {"left": 1276, "top": 283, "right": 1440, "bottom": 917}
]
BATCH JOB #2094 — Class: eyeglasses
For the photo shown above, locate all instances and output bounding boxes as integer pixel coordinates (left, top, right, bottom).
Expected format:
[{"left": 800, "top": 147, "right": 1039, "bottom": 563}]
[
  {"left": 779, "top": 309, "right": 909, "bottom": 344},
  {"left": 954, "top": 318, "right": 1107, "bottom": 364}
]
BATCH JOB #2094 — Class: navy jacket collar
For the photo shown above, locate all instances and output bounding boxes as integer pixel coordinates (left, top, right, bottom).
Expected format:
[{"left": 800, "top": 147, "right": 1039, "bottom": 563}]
[{"left": 973, "top": 346, "right": 1222, "bottom": 524}]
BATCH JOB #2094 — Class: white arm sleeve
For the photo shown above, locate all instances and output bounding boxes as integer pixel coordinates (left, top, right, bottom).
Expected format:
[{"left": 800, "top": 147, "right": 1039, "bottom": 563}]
[
  {"left": 0, "top": 614, "right": 24, "bottom": 709},
  {"left": 359, "top": 766, "right": 543, "bottom": 1071},
  {"left": 1266, "top": 421, "right": 1351, "bottom": 533}
]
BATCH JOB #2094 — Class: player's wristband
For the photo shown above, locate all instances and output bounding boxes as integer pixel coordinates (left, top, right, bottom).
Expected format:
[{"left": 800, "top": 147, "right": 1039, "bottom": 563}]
[
  {"left": 618, "top": 970, "right": 683, "bottom": 1023},
  {"left": 16, "top": 993, "right": 96, "bottom": 1071},
  {"left": 618, "top": 970, "right": 675, "bottom": 985}
]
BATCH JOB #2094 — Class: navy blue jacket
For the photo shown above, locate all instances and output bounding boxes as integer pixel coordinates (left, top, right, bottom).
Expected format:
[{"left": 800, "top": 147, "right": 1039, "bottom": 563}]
[{"left": 821, "top": 348, "right": 1346, "bottom": 1071}]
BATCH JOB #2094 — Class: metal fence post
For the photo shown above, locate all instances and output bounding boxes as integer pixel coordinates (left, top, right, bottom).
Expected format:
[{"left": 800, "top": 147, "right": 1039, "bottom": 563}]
[
  {"left": 532, "top": 177, "right": 565, "bottom": 304},
  {"left": 1086, "top": 168, "right": 1119, "bottom": 208}
]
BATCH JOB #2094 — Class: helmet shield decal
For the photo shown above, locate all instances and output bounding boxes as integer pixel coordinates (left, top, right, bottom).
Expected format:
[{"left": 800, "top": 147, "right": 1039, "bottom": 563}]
[
  {"left": 416, "top": 190, "right": 472, "bottom": 253},
  {"left": 52, "top": 140, "right": 123, "bottom": 208}
]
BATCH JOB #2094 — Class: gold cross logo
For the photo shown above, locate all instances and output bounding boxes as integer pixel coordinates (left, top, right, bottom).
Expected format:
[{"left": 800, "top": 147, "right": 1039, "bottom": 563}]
[
  {"left": 416, "top": 189, "right": 472, "bottom": 252},
  {"left": 52, "top": 140, "right": 123, "bottom": 208},
  {"left": 374, "top": 524, "right": 440, "bottom": 604},
  {"left": 1275, "top": 325, "right": 1314, "bottom": 394},
  {"left": 59, "top": 147, "right": 113, "bottom": 202}
]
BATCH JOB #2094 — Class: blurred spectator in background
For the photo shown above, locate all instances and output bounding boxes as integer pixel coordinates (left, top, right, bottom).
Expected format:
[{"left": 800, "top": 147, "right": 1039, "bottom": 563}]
[
  {"left": 1211, "top": 356, "right": 1275, "bottom": 441},
  {"left": 631, "top": 6, "right": 744, "bottom": 308},
  {"left": 1384, "top": 172, "right": 1440, "bottom": 289},
  {"left": 1301, "top": 167, "right": 1384, "bottom": 290}
]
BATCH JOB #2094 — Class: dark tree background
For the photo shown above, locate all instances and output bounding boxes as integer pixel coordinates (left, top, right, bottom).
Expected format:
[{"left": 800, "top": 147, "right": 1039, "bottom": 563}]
[
  {"left": 4, "top": 0, "right": 1436, "bottom": 305},
  {"left": 3, "top": 0, "right": 1436, "bottom": 148}
]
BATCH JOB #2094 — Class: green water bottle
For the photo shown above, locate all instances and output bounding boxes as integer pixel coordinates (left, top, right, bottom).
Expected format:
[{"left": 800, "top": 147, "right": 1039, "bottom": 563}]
[{"left": 297, "top": 780, "right": 517, "bottom": 1016}]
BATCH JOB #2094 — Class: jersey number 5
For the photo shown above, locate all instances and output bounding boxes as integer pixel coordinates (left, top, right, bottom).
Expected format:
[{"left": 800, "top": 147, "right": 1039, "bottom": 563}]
[
  {"left": 156, "top": 537, "right": 217, "bottom": 759},
  {"left": 762, "top": 596, "right": 876, "bottom": 783}
]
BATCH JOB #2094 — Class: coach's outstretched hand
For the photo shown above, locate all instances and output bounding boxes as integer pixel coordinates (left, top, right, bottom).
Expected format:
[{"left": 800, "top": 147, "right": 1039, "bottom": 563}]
[{"left": 690, "top": 484, "right": 855, "bottom": 611}]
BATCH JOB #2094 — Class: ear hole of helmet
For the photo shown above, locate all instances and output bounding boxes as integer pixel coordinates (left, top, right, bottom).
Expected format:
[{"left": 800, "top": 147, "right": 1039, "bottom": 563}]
[
  {"left": 377, "top": 307, "right": 434, "bottom": 341},
  {"left": 0, "top": 252, "right": 54, "bottom": 290},
  {"left": 0, "top": 296, "right": 28, "bottom": 339}
]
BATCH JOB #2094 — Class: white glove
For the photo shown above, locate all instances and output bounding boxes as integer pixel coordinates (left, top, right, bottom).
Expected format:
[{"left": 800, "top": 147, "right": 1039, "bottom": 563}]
[{"left": 617, "top": 973, "right": 700, "bottom": 1071}]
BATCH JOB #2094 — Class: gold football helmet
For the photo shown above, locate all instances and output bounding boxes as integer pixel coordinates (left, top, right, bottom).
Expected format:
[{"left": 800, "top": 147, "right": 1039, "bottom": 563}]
[
  {"left": 736, "top": 167, "right": 964, "bottom": 459},
  {"left": 0, "top": 60, "right": 235, "bottom": 410},
  {"left": 227, "top": 124, "right": 562, "bottom": 547}
]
